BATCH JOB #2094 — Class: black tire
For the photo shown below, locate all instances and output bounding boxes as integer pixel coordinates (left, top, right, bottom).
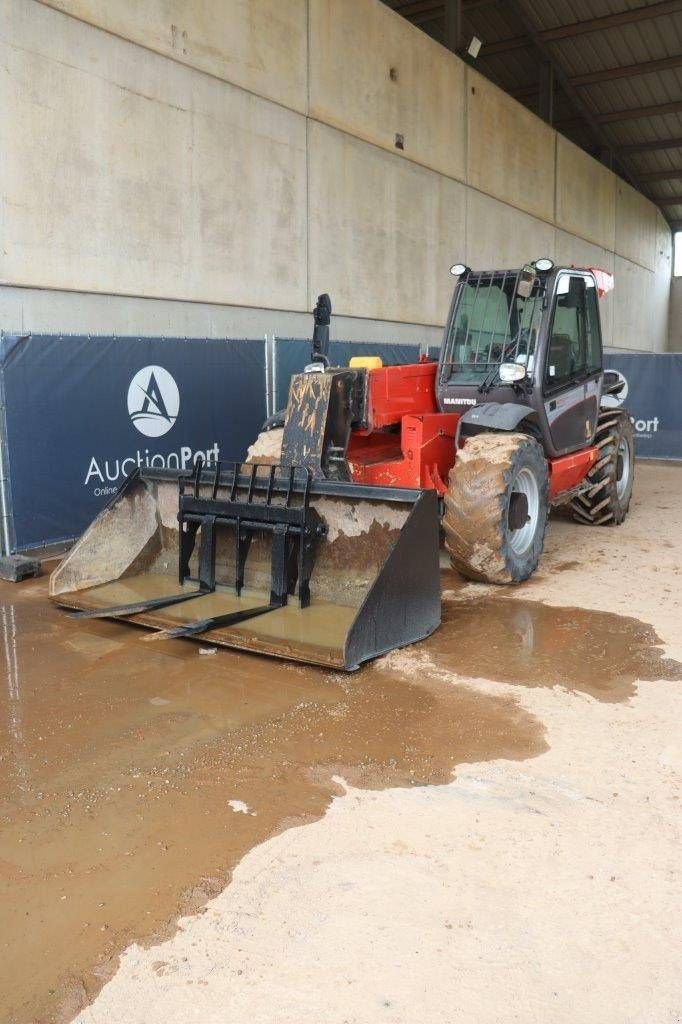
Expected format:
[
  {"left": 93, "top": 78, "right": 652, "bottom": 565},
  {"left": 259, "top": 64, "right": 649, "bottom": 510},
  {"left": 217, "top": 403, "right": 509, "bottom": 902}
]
[
  {"left": 570, "top": 410, "right": 634, "bottom": 526},
  {"left": 443, "top": 432, "right": 549, "bottom": 584}
]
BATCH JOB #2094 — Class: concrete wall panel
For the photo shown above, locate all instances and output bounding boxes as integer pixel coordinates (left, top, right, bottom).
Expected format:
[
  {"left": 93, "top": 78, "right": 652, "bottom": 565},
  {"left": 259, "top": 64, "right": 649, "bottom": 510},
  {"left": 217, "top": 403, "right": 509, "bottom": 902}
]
[
  {"left": 653, "top": 213, "right": 673, "bottom": 352},
  {"left": 39, "top": 0, "right": 307, "bottom": 113},
  {"left": 465, "top": 190, "right": 555, "bottom": 271},
  {"left": 309, "top": 0, "right": 466, "bottom": 182},
  {"left": 611, "top": 215, "right": 671, "bottom": 353},
  {"left": 556, "top": 136, "right": 616, "bottom": 251},
  {"left": 308, "top": 122, "right": 465, "bottom": 326},
  {"left": 612, "top": 257, "right": 655, "bottom": 352},
  {"left": 0, "top": 286, "right": 443, "bottom": 347},
  {"left": 670, "top": 278, "right": 682, "bottom": 352},
  {"left": 615, "top": 180, "right": 657, "bottom": 271},
  {"left": 467, "top": 70, "right": 555, "bottom": 223},
  {"left": 0, "top": 0, "right": 307, "bottom": 311}
]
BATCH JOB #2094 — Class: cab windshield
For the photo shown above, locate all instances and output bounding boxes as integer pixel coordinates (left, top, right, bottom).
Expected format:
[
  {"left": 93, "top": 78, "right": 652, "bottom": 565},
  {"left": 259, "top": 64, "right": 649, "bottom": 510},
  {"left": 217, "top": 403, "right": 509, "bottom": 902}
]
[{"left": 442, "top": 270, "right": 545, "bottom": 385}]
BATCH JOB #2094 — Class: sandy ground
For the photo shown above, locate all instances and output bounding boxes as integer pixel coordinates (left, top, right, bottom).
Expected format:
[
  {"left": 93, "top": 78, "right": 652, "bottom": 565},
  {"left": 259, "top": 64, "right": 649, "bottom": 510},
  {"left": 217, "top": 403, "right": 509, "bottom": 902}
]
[{"left": 64, "top": 461, "right": 682, "bottom": 1024}]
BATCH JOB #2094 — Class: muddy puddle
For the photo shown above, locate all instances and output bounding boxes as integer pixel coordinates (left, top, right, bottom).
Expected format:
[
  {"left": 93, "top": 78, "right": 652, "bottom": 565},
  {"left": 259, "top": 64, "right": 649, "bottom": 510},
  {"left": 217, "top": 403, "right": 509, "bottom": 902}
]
[
  {"left": 429, "top": 594, "right": 682, "bottom": 701},
  {"left": 0, "top": 577, "right": 543, "bottom": 1024}
]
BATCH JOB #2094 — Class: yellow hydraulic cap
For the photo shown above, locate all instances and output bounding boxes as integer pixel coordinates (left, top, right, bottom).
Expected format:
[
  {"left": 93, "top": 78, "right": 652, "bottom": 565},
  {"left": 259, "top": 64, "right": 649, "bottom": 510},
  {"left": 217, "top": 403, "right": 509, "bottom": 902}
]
[{"left": 349, "top": 356, "right": 383, "bottom": 369}]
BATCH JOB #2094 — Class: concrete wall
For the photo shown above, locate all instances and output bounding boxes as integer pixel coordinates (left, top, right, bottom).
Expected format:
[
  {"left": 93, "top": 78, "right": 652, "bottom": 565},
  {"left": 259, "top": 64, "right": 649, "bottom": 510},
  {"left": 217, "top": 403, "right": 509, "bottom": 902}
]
[
  {"left": 309, "top": 0, "right": 466, "bottom": 181},
  {"left": 467, "top": 71, "right": 555, "bottom": 225},
  {"left": 40, "top": 0, "right": 308, "bottom": 112},
  {"left": 0, "top": 286, "right": 442, "bottom": 347},
  {"left": 555, "top": 137, "right": 616, "bottom": 252},
  {"left": 308, "top": 121, "right": 465, "bottom": 325},
  {"left": 1, "top": 0, "right": 307, "bottom": 311},
  {"left": 670, "top": 278, "right": 682, "bottom": 352},
  {"left": 0, "top": 0, "right": 673, "bottom": 351}
]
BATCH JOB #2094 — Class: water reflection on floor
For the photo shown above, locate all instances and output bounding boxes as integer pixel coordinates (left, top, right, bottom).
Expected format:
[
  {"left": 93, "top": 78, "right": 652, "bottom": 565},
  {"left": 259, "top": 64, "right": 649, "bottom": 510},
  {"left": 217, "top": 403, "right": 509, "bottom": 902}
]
[{"left": 0, "top": 576, "right": 544, "bottom": 1024}]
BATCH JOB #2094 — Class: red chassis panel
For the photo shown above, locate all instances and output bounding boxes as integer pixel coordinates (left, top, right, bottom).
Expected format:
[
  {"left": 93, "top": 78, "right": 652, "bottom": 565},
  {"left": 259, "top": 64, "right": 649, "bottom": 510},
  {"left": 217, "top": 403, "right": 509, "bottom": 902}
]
[
  {"left": 345, "top": 362, "right": 599, "bottom": 501},
  {"left": 347, "top": 363, "right": 459, "bottom": 495},
  {"left": 348, "top": 412, "right": 460, "bottom": 493},
  {"left": 548, "top": 446, "right": 599, "bottom": 499},
  {"left": 361, "top": 361, "right": 441, "bottom": 427}
]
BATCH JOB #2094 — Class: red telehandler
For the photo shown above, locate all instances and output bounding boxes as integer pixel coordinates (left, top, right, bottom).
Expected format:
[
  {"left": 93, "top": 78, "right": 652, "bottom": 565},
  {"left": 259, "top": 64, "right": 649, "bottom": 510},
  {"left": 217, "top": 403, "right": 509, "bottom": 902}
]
[{"left": 51, "top": 259, "right": 633, "bottom": 669}]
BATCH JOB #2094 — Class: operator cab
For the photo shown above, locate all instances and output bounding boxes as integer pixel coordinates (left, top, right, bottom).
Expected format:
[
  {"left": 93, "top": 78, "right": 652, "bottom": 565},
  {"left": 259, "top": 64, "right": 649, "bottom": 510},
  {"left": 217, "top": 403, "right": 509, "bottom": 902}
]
[{"left": 436, "top": 259, "right": 610, "bottom": 459}]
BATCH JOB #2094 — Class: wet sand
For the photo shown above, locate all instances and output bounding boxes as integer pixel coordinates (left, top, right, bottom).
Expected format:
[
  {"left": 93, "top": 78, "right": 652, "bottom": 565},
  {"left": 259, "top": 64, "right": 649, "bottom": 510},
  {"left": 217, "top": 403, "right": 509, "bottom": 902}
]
[
  {"left": 63, "top": 461, "right": 682, "bottom": 1024},
  {"left": 1, "top": 575, "right": 542, "bottom": 1024},
  {"left": 3, "top": 464, "right": 682, "bottom": 1024}
]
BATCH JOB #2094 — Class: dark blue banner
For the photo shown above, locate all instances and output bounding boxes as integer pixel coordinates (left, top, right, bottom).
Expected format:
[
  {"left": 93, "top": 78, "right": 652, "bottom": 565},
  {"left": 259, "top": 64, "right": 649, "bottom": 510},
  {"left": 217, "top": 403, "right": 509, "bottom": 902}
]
[
  {"left": 0, "top": 334, "right": 266, "bottom": 551},
  {"left": 3, "top": 335, "right": 672, "bottom": 552},
  {"left": 603, "top": 352, "right": 682, "bottom": 460}
]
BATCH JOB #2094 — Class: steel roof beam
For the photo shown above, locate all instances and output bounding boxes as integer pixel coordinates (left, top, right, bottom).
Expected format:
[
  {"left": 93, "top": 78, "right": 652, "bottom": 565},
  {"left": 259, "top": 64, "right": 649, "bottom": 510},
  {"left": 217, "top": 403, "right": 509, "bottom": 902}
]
[
  {"left": 599, "top": 99, "right": 682, "bottom": 123},
  {"left": 390, "top": 0, "right": 493, "bottom": 19},
  {"left": 479, "top": 0, "right": 682, "bottom": 58},
  {"left": 512, "top": 55, "right": 682, "bottom": 99},
  {"left": 570, "top": 53, "right": 682, "bottom": 86},
  {"left": 556, "top": 100, "right": 682, "bottom": 129},
  {"left": 637, "top": 169, "right": 682, "bottom": 182},
  {"left": 616, "top": 137, "right": 682, "bottom": 154},
  {"left": 499, "top": 0, "right": 639, "bottom": 187}
]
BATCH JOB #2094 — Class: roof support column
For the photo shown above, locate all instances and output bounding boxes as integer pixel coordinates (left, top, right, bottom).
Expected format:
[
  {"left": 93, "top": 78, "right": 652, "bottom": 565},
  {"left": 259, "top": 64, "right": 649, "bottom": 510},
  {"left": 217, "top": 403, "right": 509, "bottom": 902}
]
[
  {"left": 538, "top": 60, "right": 554, "bottom": 124},
  {"left": 444, "top": 0, "right": 463, "bottom": 53},
  {"left": 599, "top": 145, "right": 615, "bottom": 170}
]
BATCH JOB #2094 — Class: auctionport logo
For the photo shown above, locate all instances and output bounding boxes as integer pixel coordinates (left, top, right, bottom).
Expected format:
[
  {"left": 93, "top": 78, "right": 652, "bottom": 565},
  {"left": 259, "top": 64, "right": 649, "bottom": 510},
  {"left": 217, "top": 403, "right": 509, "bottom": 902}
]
[
  {"left": 83, "top": 365, "right": 220, "bottom": 496},
  {"left": 127, "top": 365, "right": 179, "bottom": 437}
]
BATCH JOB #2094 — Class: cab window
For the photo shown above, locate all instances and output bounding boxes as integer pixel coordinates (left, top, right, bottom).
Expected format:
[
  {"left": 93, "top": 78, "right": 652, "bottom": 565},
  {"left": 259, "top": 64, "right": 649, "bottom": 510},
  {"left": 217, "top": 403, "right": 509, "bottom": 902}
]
[
  {"left": 545, "top": 275, "right": 600, "bottom": 389},
  {"left": 584, "top": 278, "right": 603, "bottom": 373}
]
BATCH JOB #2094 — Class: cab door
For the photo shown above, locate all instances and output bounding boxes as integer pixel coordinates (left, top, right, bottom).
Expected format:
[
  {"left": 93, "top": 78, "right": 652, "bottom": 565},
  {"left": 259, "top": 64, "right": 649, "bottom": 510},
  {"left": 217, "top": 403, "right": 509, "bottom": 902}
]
[{"left": 543, "top": 272, "right": 602, "bottom": 454}]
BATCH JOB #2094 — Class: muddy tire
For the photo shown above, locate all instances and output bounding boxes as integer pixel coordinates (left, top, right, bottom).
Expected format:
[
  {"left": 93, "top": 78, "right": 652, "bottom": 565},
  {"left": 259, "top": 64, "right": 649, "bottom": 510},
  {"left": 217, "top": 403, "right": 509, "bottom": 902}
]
[
  {"left": 245, "top": 427, "right": 283, "bottom": 465},
  {"left": 570, "top": 410, "right": 634, "bottom": 526},
  {"left": 443, "top": 432, "right": 549, "bottom": 584}
]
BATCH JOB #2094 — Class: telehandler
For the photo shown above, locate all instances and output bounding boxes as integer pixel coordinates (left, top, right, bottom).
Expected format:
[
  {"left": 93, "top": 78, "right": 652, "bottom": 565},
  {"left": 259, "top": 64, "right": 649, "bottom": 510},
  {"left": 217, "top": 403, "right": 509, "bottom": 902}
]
[{"left": 51, "top": 259, "right": 633, "bottom": 669}]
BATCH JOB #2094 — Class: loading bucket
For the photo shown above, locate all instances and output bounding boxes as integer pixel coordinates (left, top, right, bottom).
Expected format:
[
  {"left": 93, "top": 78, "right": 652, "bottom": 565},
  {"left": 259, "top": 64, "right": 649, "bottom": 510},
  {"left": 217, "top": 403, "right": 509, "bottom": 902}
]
[{"left": 49, "top": 464, "right": 441, "bottom": 670}]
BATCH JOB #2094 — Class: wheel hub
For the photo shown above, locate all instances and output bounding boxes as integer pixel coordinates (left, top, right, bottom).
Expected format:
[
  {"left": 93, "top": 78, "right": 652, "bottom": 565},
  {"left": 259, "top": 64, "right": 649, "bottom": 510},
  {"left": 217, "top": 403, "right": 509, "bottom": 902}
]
[
  {"left": 616, "top": 437, "right": 630, "bottom": 500},
  {"left": 507, "top": 467, "right": 540, "bottom": 555},
  {"left": 508, "top": 491, "right": 529, "bottom": 531}
]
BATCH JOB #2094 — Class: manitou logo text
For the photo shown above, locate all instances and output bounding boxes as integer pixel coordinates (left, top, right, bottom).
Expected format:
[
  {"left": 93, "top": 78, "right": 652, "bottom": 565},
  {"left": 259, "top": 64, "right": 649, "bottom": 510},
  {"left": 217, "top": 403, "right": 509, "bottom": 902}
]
[{"left": 127, "top": 365, "right": 180, "bottom": 437}]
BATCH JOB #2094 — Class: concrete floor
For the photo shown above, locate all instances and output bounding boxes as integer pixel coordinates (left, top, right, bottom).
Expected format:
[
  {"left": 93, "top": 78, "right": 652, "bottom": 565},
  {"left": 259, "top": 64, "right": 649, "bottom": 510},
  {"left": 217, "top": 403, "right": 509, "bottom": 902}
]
[{"left": 1, "top": 461, "right": 681, "bottom": 1024}]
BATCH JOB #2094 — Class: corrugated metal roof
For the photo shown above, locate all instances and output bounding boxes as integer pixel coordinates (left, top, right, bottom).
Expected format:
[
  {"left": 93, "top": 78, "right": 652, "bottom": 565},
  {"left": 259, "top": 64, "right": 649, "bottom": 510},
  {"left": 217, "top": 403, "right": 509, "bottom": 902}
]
[{"left": 383, "top": 0, "right": 682, "bottom": 225}]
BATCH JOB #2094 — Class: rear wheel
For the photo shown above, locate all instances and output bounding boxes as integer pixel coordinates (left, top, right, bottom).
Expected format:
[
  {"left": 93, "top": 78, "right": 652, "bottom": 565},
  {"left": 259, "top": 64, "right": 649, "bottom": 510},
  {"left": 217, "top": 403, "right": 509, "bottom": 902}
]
[
  {"left": 443, "top": 432, "right": 549, "bottom": 584},
  {"left": 570, "top": 410, "right": 634, "bottom": 526}
]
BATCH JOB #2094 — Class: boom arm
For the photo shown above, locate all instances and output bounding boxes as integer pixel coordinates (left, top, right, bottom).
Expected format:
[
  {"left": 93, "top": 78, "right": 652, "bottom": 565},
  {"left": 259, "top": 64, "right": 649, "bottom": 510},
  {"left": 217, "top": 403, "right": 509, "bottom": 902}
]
[{"left": 311, "top": 293, "right": 332, "bottom": 367}]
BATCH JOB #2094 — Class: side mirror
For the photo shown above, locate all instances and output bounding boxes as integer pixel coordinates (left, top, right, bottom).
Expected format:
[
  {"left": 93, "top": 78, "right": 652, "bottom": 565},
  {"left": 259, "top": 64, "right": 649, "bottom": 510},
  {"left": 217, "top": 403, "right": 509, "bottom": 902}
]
[
  {"left": 517, "top": 264, "right": 537, "bottom": 298},
  {"left": 602, "top": 369, "right": 624, "bottom": 396},
  {"left": 499, "top": 362, "right": 527, "bottom": 384}
]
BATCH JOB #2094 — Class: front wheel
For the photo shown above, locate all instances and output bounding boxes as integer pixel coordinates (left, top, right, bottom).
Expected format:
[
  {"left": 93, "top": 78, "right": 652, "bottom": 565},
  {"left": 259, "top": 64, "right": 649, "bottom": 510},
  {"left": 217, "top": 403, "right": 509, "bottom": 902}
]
[{"left": 443, "top": 432, "right": 549, "bottom": 584}]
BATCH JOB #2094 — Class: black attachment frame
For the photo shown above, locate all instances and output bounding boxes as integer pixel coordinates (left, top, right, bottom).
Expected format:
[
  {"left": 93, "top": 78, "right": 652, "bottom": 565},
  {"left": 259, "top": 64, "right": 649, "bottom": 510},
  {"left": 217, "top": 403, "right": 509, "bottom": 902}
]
[{"left": 70, "top": 457, "right": 327, "bottom": 641}]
